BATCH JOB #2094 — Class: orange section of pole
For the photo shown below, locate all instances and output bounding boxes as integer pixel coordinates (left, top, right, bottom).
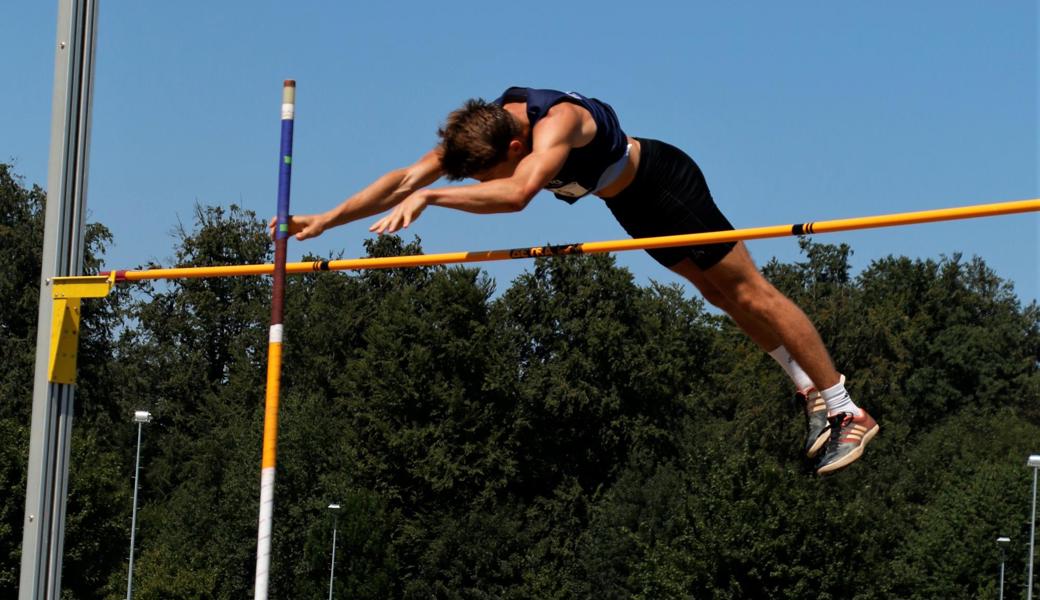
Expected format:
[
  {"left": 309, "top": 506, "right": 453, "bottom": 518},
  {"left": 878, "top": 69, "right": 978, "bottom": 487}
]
[
  {"left": 261, "top": 340, "right": 283, "bottom": 470},
  {"left": 114, "top": 198, "right": 1038, "bottom": 282}
]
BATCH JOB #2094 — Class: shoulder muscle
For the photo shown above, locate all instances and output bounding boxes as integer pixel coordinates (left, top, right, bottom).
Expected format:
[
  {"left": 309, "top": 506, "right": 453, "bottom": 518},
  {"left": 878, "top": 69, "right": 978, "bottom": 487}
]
[{"left": 531, "top": 103, "right": 590, "bottom": 151}]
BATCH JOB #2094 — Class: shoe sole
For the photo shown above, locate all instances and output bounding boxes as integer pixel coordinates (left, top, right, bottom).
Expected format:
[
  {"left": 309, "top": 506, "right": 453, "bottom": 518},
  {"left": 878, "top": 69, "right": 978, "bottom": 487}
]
[
  {"left": 806, "top": 431, "right": 829, "bottom": 458},
  {"left": 816, "top": 424, "right": 880, "bottom": 475}
]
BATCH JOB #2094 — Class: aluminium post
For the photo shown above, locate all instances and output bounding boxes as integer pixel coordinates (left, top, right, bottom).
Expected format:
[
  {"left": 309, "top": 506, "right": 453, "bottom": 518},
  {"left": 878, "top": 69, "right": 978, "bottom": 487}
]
[{"left": 19, "top": 1, "right": 99, "bottom": 599}]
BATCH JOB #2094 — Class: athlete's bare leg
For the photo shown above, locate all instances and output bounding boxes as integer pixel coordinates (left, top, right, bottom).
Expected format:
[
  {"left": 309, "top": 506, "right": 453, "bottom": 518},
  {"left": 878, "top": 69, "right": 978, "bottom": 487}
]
[{"left": 668, "top": 242, "right": 840, "bottom": 390}]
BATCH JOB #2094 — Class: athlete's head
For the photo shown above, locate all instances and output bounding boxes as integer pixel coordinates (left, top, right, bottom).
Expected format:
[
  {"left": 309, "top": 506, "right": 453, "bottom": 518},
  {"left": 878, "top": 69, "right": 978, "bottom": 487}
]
[{"left": 438, "top": 99, "right": 525, "bottom": 181}]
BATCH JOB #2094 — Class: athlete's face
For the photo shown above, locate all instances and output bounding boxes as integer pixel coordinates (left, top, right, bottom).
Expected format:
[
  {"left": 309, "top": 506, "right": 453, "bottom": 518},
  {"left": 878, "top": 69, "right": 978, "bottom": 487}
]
[{"left": 472, "top": 138, "right": 528, "bottom": 182}]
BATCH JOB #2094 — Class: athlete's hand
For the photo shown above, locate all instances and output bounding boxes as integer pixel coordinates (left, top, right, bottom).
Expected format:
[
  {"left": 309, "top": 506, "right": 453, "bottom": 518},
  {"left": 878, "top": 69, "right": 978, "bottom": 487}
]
[
  {"left": 369, "top": 190, "right": 429, "bottom": 235},
  {"left": 268, "top": 213, "right": 329, "bottom": 241}
]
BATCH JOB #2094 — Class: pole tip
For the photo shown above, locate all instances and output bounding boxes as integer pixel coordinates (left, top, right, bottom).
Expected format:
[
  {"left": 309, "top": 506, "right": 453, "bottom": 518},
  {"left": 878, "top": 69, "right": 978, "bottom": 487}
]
[{"left": 283, "top": 79, "right": 296, "bottom": 87}]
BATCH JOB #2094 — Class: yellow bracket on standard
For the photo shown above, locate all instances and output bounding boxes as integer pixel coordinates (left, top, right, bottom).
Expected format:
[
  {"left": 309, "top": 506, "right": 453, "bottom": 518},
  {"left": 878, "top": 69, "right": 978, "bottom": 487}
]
[{"left": 49, "top": 272, "right": 116, "bottom": 384}]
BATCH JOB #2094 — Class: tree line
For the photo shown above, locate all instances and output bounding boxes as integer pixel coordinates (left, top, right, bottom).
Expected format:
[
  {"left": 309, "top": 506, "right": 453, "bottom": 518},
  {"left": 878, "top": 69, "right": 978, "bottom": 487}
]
[{"left": 1, "top": 163, "right": 1039, "bottom": 598}]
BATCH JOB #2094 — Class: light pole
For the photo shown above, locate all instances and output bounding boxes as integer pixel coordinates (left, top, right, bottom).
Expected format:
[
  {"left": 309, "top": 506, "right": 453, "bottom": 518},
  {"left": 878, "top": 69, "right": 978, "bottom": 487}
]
[
  {"left": 126, "top": 410, "right": 152, "bottom": 600},
  {"left": 328, "top": 503, "right": 341, "bottom": 600},
  {"left": 997, "top": 536, "right": 1010, "bottom": 600},
  {"left": 1028, "top": 455, "right": 1040, "bottom": 600}
]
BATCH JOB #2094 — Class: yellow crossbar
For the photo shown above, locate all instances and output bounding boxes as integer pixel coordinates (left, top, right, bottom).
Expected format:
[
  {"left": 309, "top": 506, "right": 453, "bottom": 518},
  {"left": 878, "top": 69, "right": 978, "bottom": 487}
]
[{"left": 108, "top": 198, "right": 1037, "bottom": 282}]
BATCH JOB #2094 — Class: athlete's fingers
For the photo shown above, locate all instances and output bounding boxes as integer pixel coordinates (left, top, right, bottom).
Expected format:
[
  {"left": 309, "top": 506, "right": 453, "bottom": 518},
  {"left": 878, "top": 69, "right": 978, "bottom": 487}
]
[
  {"left": 300, "top": 218, "right": 324, "bottom": 240},
  {"left": 370, "top": 215, "right": 390, "bottom": 234},
  {"left": 388, "top": 207, "right": 405, "bottom": 232}
]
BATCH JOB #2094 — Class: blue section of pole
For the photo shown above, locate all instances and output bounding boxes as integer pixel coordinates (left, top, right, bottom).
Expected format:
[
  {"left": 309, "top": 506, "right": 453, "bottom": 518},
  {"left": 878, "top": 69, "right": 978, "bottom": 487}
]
[
  {"left": 270, "top": 80, "right": 295, "bottom": 322},
  {"left": 276, "top": 117, "right": 294, "bottom": 241}
]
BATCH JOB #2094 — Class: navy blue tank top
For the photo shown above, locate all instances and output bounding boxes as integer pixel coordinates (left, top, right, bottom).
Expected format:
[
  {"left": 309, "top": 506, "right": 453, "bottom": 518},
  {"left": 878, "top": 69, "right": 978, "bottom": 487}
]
[{"left": 493, "top": 87, "right": 628, "bottom": 203}]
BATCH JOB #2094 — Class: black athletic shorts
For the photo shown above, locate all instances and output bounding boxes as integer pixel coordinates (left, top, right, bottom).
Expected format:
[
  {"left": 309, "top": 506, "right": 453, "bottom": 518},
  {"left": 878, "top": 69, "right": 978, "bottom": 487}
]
[{"left": 603, "top": 137, "right": 736, "bottom": 270}]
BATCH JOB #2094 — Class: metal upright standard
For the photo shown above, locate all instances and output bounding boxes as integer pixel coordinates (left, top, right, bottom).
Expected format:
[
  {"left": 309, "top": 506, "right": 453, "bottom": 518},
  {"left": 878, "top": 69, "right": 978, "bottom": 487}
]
[
  {"left": 19, "top": 1, "right": 98, "bottom": 598},
  {"left": 253, "top": 80, "right": 296, "bottom": 600}
]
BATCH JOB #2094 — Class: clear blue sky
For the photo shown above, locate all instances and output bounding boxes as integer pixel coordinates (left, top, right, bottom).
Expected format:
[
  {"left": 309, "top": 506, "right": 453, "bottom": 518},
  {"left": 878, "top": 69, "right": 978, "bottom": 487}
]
[{"left": 5, "top": 1, "right": 1038, "bottom": 302}]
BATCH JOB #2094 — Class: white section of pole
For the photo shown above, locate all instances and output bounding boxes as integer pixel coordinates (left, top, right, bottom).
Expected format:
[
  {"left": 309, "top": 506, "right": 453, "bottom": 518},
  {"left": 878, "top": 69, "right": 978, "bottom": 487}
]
[{"left": 254, "top": 467, "right": 276, "bottom": 600}]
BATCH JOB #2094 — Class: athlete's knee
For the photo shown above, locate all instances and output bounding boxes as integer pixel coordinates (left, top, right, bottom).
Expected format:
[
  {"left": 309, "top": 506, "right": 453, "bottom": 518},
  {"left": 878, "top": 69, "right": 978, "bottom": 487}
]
[{"left": 730, "top": 278, "right": 785, "bottom": 317}]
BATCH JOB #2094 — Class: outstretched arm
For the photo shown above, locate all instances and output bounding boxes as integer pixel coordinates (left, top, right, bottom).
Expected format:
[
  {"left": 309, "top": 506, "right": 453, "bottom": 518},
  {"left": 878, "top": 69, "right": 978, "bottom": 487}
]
[
  {"left": 269, "top": 149, "right": 443, "bottom": 240},
  {"left": 369, "top": 104, "right": 584, "bottom": 234}
]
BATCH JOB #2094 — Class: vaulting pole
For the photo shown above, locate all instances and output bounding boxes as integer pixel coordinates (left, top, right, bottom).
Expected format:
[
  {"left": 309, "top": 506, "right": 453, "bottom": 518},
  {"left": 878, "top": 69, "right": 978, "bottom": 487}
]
[
  {"left": 254, "top": 79, "right": 295, "bottom": 600},
  {"left": 103, "top": 198, "right": 1039, "bottom": 282}
]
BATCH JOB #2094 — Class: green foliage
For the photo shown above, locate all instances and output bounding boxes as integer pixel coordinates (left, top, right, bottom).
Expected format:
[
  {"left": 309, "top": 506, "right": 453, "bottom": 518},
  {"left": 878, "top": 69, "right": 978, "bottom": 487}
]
[
  {"left": 0, "top": 418, "right": 28, "bottom": 591},
  {"left": 0, "top": 165, "right": 46, "bottom": 417},
  {"left": 0, "top": 164, "right": 123, "bottom": 599},
  {"left": 1, "top": 163, "right": 1038, "bottom": 598}
]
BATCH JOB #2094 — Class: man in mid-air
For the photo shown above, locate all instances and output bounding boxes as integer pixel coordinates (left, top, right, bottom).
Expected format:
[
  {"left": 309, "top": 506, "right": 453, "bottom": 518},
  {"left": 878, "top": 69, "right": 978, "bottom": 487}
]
[{"left": 271, "top": 86, "right": 879, "bottom": 474}]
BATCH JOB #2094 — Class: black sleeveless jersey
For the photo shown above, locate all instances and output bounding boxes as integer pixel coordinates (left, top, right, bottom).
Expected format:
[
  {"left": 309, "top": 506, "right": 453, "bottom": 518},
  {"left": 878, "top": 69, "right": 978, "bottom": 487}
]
[{"left": 493, "top": 87, "right": 628, "bottom": 203}]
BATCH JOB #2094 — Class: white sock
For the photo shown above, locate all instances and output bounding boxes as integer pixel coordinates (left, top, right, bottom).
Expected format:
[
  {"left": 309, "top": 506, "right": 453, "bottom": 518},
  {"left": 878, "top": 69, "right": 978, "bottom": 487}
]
[
  {"left": 767, "top": 346, "right": 814, "bottom": 392},
  {"left": 820, "top": 376, "right": 861, "bottom": 417}
]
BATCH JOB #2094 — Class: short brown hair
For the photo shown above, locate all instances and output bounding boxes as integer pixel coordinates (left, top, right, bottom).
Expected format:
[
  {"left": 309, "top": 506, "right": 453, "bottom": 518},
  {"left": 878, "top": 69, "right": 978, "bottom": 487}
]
[{"left": 437, "top": 99, "right": 522, "bottom": 180}]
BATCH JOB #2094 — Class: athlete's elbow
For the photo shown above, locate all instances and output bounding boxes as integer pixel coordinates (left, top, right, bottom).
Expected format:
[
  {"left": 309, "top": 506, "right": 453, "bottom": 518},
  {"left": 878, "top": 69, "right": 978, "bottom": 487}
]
[
  {"left": 397, "top": 169, "right": 423, "bottom": 195},
  {"left": 509, "top": 186, "right": 538, "bottom": 212},
  {"left": 508, "top": 196, "right": 531, "bottom": 212}
]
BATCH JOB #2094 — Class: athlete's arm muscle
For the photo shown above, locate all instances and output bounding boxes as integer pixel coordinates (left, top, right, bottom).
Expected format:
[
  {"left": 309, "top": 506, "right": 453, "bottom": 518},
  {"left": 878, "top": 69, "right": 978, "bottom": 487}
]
[
  {"left": 369, "top": 104, "right": 586, "bottom": 234},
  {"left": 269, "top": 149, "right": 443, "bottom": 240}
]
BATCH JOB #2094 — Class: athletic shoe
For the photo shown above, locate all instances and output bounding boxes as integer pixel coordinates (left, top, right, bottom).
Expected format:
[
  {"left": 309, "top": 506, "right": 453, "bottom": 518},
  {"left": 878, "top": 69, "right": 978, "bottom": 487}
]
[
  {"left": 815, "top": 410, "right": 880, "bottom": 475},
  {"left": 798, "top": 387, "right": 830, "bottom": 458}
]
